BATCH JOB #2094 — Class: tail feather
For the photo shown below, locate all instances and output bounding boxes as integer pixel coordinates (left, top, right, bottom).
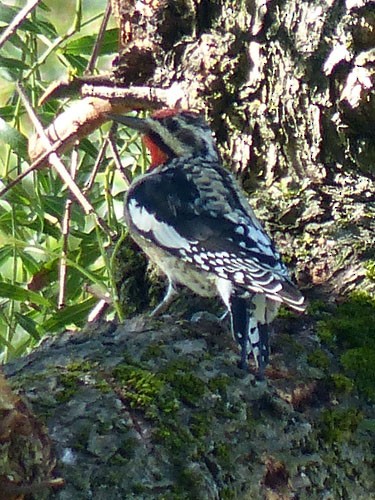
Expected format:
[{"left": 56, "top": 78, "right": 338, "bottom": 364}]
[
  {"left": 229, "top": 294, "right": 276, "bottom": 377},
  {"left": 229, "top": 296, "right": 249, "bottom": 370},
  {"left": 248, "top": 317, "right": 269, "bottom": 379}
]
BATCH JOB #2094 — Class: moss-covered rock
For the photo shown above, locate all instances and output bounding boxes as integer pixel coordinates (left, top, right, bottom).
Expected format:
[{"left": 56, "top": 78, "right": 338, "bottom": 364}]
[{"left": 4, "top": 313, "right": 374, "bottom": 499}]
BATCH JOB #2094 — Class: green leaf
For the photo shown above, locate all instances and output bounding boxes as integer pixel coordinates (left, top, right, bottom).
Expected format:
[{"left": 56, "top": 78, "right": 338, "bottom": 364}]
[
  {"left": 0, "top": 106, "right": 20, "bottom": 120},
  {"left": 0, "top": 246, "right": 13, "bottom": 265},
  {"left": 79, "top": 137, "right": 99, "bottom": 159},
  {"left": 0, "top": 30, "right": 26, "bottom": 51},
  {"left": 18, "top": 251, "right": 40, "bottom": 276},
  {"left": 0, "top": 118, "right": 28, "bottom": 159},
  {"left": 0, "top": 56, "right": 29, "bottom": 79},
  {"left": 62, "top": 53, "right": 89, "bottom": 73},
  {"left": 37, "top": 1, "right": 51, "bottom": 13},
  {"left": 0, "top": 5, "right": 57, "bottom": 38},
  {"left": 0, "top": 5, "right": 35, "bottom": 31},
  {"left": 14, "top": 312, "right": 41, "bottom": 340},
  {"left": 31, "top": 18, "right": 58, "bottom": 38},
  {"left": 0, "top": 282, "right": 51, "bottom": 306},
  {"left": 42, "top": 195, "right": 86, "bottom": 225},
  {"left": 63, "top": 28, "right": 118, "bottom": 56},
  {"left": 42, "top": 297, "right": 98, "bottom": 332}
]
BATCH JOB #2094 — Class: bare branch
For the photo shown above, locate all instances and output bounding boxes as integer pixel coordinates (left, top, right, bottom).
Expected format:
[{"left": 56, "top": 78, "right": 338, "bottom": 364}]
[
  {"left": 84, "top": 136, "right": 110, "bottom": 193},
  {"left": 16, "top": 83, "right": 114, "bottom": 236},
  {"left": 29, "top": 85, "right": 187, "bottom": 166},
  {"left": 81, "top": 83, "right": 187, "bottom": 109},
  {"left": 58, "top": 148, "right": 78, "bottom": 310},
  {"left": 108, "top": 125, "right": 132, "bottom": 187},
  {"left": 86, "top": 1, "right": 112, "bottom": 74}
]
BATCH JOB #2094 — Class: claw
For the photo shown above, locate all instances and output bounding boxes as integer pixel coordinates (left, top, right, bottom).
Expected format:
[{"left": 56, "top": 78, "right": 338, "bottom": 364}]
[{"left": 150, "top": 280, "right": 178, "bottom": 317}]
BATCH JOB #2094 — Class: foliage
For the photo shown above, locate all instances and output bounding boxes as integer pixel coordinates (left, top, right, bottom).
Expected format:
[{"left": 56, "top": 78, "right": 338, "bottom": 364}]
[
  {"left": 319, "top": 408, "right": 363, "bottom": 444},
  {"left": 0, "top": 1, "right": 146, "bottom": 362}
]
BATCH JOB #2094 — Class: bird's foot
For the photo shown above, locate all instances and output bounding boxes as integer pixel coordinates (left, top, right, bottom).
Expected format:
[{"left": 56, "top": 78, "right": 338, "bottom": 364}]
[{"left": 150, "top": 282, "right": 178, "bottom": 317}]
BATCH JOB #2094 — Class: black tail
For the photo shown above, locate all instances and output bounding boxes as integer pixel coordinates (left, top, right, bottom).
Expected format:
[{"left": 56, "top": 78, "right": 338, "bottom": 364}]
[{"left": 229, "top": 295, "right": 269, "bottom": 378}]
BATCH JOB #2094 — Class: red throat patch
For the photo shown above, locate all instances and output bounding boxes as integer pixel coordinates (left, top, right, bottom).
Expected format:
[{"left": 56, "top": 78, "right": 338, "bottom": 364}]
[{"left": 143, "top": 135, "right": 169, "bottom": 169}]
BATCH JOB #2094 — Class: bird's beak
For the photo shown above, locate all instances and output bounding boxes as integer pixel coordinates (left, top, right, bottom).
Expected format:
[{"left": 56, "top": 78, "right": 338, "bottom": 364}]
[{"left": 106, "top": 114, "right": 151, "bottom": 133}]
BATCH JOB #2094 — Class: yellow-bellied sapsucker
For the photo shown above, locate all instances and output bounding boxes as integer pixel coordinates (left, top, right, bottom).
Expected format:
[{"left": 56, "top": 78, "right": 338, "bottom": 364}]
[{"left": 109, "top": 109, "right": 305, "bottom": 378}]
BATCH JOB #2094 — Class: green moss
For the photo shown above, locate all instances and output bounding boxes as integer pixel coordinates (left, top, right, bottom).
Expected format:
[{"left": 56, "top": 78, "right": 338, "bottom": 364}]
[
  {"left": 330, "top": 374, "right": 354, "bottom": 395},
  {"left": 171, "top": 463, "right": 207, "bottom": 499},
  {"left": 131, "top": 483, "right": 147, "bottom": 495},
  {"left": 155, "top": 424, "right": 195, "bottom": 452},
  {"left": 364, "top": 260, "right": 375, "bottom": 281},
  {"left": 307, "top": 299, "right": 335, "bottom": 317},
  {"left": 214, "top": 442, "right": 233, "bottom": 470},
  {"left": 189, "top": 412, "right": 211, "bottom": 439},
  {"left": 318, "top": 292, "right": 375, "bottom": 349},
  {"left": 307, "top": 349, "right": 330, "bottom": 370},
  {"left": 207, "top": 374, "right": 231, "bottom": 393},
  {"left": 113, "top": 436, "right": 138, "bottom": 462},
  {"left": 142, "top": 342, "right": 165, "bottom": 360},
  {"left": 56, "top": 360, "right": 95, "bottom": 403},
  {"left": 95, "top": 378, "right": 112, "bottom": 393},
  {"left": 56, "top": 372, "right": 81, "bottom": 403},
  {"left": 317, "top": 292, "right": 375, "bottom": 399},
  {"left": 317, "top": 322, "right": 336, "bottom": 345},
  {"left": 275, "top": 332, "right": 306, "bottom": 357},
  {"left": 220, "top": 487, "right": 237, "bottom": 500},
  {"left": 276, "top": 305, "right": 294, "bottom": 318},
  {"left": 112, "top": 365, "right": 165, "bottom": 411},
  {"left": 319, "top": 408, "right": 363, "bottom": 443},
  {"left": 113, "top": 232, "right": 156, "bottom": 316},
  {"left": 109, "top": 358, "right": 240, "bottom": 496},
  {"left": 65, "top": 360, "right": 93, "bottom": 372},
  {"left": 341, "top": 348, "right": 375, "bottom": 400},
  {"left": 166, "top": 371, "right": 206, "bottom": 406}
]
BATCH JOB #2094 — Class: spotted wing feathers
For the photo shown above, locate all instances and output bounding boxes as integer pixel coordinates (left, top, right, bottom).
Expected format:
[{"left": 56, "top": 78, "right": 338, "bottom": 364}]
[{"left": 126, "top": 159, "right": 305, "bottom": 311}]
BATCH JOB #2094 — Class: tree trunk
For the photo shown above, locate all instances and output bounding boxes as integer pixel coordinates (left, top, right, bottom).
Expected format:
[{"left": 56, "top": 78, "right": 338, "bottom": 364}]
[
  {"left": 3, "top": 0, "right": 375, "bottom": 498},
  {"left": 113, "top": 0, "right": 375, "bottom": 297}
]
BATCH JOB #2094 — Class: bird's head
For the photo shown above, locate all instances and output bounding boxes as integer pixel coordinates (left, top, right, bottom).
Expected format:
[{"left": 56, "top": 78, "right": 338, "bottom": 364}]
[{"left": 108, "top": 108, "right": 219, "bottom": 168}]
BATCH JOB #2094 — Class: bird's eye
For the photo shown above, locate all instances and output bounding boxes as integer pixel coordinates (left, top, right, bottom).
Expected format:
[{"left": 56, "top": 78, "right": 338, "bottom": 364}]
[
  {"left": 165, "top": 118, "right": 180, "bottom": 132},
  {"left": 176, "top": 128, "right": 197, "bottom": 147}
]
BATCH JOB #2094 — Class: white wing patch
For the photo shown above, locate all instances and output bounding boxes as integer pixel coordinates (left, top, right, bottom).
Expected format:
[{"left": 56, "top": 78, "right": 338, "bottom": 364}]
[{"left": 128, "top": 198, "right": 195, "bottom": 250}]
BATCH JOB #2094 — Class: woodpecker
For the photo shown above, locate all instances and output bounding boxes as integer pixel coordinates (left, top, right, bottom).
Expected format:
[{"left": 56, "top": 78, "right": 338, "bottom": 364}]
[{"left": 109, "top": 109, "right": 305, "bottom": 378}]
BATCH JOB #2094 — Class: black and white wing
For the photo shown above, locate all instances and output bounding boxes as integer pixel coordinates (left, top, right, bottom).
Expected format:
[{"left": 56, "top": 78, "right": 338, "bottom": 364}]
[{"left": 125, "top": 159, "right": 305, "bottom": 311}]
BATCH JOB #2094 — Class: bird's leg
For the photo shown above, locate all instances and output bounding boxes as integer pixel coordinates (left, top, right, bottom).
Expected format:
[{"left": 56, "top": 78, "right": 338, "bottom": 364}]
[{"left": 150, "top": 279, "right": 178, "bottom": 317}]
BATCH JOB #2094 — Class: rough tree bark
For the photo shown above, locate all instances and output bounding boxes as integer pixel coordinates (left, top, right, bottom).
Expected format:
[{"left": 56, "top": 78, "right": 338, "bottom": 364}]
[{"left": 2, "top": 0, "right": 375, "bottom": 499}]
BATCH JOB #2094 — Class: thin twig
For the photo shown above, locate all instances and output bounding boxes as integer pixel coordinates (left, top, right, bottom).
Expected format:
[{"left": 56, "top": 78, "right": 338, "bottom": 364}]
[
  {"left": 16, "top": 82, "right": 114, "bottom": 236},
  {"left": 0, "top": 0, "right": 41, "bottom": 50},
  {"left": 58, "top": 148, "right": 78, "bottom": 309},
  {"left": 108, "top": 124, "right": 132, "bottom": 186},
  {"left": 84, "top": 136, "right": 110, "bottom": 193},
  {"left": 86, "top": 0, "right": 112, "bottom": 74}
]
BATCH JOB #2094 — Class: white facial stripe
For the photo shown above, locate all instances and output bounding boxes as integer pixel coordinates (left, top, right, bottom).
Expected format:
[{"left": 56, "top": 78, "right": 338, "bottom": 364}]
[{"left": 148, "top": 120, "right": 185, "bottom": 156}]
